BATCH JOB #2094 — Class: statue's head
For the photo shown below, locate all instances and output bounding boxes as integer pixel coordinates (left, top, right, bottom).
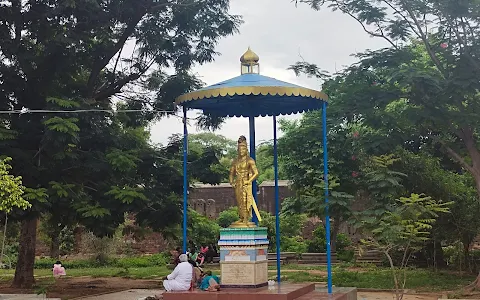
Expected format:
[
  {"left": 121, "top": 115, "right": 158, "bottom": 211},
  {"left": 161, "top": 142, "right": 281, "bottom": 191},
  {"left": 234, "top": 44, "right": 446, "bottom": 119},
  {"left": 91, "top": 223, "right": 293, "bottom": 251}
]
[{"left": 238, "top": 135, "right": 248, "bottom": 157}]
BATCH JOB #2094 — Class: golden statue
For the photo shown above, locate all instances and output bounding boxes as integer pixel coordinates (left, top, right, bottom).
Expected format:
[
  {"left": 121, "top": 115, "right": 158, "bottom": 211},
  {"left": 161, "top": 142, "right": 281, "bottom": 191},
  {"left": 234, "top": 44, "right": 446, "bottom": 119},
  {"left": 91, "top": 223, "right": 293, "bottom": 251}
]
[{"left": 229, "top": 136, "right": 262, "bottom": 227}]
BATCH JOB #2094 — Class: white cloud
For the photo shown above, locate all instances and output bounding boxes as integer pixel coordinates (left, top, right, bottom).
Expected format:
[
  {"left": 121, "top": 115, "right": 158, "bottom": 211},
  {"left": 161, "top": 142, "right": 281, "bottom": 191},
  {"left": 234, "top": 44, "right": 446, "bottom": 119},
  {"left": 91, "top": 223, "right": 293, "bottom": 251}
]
[{"left": 149, "top": 0, "right": 389, "bottom": 146}]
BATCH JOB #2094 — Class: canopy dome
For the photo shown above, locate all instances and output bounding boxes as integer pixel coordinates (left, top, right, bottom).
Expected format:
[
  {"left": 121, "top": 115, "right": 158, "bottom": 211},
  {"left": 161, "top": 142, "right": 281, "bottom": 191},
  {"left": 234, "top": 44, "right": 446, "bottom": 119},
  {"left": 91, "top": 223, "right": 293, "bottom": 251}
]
[{"left": 175, "top": 48, "right": 328, "bottom": 118}]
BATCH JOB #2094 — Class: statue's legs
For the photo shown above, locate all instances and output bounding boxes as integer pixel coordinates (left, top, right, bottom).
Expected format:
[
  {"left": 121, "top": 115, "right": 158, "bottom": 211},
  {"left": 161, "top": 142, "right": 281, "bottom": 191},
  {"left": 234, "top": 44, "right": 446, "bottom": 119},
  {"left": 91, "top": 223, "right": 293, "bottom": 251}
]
[
  {"left": 235, "top": 184, "right": 247, "bottom": 222},
  {"left": 241, "top": 189, "right": 249, "bottom": 223}
]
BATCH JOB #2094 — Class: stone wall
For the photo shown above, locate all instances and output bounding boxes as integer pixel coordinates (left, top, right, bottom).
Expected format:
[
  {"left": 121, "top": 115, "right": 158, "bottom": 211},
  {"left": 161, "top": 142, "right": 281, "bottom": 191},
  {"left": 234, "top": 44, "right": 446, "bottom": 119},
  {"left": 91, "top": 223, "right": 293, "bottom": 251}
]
[{"left": 189, "top": 180, "right": 293, "bottom": 218}]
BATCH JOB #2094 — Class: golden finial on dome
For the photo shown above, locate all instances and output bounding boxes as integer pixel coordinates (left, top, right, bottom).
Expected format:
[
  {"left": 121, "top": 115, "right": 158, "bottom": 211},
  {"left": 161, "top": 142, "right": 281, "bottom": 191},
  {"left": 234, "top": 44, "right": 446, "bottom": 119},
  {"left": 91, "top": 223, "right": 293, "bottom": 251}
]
[
  {"left": 240, "top": 47, "right": 259, "bottom": 63},
  {"left": 240, "top": 47, "right": 260, "bottom": 75}
]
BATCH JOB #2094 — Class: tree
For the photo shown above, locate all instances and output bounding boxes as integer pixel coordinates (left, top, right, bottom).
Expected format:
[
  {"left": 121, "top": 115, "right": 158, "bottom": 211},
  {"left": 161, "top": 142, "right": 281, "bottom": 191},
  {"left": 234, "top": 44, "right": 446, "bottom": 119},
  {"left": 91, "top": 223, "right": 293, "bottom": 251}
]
[
  {"left": 0, "top": 158, "right": 30, "bottom": 213},
  {"left": 0, "top": 157, "right": 30, "bottom": 267},
  {"left": 357, "top": 193, "right": 451, "bottom": 300},
  {"left": 295, "top": 0, "right": 480, "bottom": 198},
  {"left": 188, "top": 133, "right": 236, "bottom": 182},
  {"left": 394, "top": 148, "right": 480, "bottom": 269},
  {"left": 189, "top": 133, "right": 237, "bottom": 158},
  {"left": 255, "top": 142, "right": 287, "bottom": 184},
  {"left": 279, "top": 113, "right": 360, "bottom": 251},
  {"left": 291, "top": 0, "right": 480, "bottom": 281},
  {"left": 0, "top": 0, "right": 241, "bottom": 288}
]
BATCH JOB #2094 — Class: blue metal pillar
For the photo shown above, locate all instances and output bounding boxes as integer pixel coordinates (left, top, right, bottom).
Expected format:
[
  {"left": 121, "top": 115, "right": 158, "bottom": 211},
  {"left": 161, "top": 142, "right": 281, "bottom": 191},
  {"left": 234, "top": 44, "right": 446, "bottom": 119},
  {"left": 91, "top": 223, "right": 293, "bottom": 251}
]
[
  {"left": 273, "top": 116, "right": 281, "bottom": 283},
  {"left": 322, "top": 102, "right": 332, "bottom": 294},
  {"left": 249, "top": 116, "right": 258, "bottom": 225},
  {"left": 182, "top": 106, "right": 188, "bottom": 253}
]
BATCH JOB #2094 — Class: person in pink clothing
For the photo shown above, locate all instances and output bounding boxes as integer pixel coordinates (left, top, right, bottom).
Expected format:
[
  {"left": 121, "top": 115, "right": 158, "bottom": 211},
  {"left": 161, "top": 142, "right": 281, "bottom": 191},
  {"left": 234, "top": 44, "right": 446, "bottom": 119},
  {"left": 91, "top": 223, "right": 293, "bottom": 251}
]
[{"left": 53, "top": 260, "right": 66, "bottom": 277}]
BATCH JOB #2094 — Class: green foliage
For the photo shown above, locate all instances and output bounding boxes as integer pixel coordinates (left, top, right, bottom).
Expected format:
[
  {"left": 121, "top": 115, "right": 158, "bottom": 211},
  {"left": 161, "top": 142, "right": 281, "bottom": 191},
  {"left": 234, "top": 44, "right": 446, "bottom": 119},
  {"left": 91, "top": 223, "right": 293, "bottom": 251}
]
[
  {"left": 360, "top": 194, "right": 451, "bottom": 250},
  {"left": 188, "top": 210, "right": 220, "bottom": 247},
  {"left": 33, "top": 253, "right": 169, "bottom": 269},
  {"left": 305, "top": 224, "right": 353, "bottom": 260},
  {"left": 257, "top": 211, "right": 308, "bottom": 252},
  {"left": 0, "top": 0, "right": 242, "bottom": 287},
  {"left": 281, "top": 236, "right": 308, "bottom": 253},
  {"left": 279, "top": 115, "right": 362, "bottom": 251},
  {"left": 43, "top": 117, "right": 80, "bottom": 136},
  {"left": 105, "top": 186, "right": 148, "bottom": 204},
  {"left": 0, "top": 158, "right": 30, "bottom": 213},
  {"left": 307, "top": 225, "right": 326, "bottom": 253},
  {"left": 216, "top": 207, "right": 239, "bottom": 228},
  {"left": 357, "top": 193, "right": 451, "bottom": 299},
  {"left": 255, "top": 143, "right": 286, "bottom": 184},
  {"left": 362, "top": 154, "right": 407, "bottom": 207},
  {"left": 290, "top": 7, "right": 480, "bottom": 280},
  {"left": 105, "top": 149, "right": 142, "bottom": 172}
]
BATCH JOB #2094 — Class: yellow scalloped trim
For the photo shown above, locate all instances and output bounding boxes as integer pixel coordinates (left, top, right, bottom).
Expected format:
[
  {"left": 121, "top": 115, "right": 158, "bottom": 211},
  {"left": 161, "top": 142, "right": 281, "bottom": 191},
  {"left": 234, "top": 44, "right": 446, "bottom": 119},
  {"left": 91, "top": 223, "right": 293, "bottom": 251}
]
[{"left": 175, "top": 86, "right": 328, "bottom": 105}]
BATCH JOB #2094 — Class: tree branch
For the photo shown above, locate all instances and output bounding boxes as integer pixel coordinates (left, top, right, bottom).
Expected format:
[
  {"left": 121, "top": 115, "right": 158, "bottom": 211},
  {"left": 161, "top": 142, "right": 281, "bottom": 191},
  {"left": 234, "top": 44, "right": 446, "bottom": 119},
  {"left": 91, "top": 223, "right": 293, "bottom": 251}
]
[
  {"left": 335, "top": 3, "right": 398, "bottom": 49},
  {"left": 86, "top": 9, "right": 147, "bottom": 96},
  {"left": 438, "top": 139, "right": 475, "bottom": 175},
  {"left": 400, "top": 1, "right": 446, "bottom": 76},
  {"left": 93, "top": 73, "right": 142, "bottom": 101},
  {"left": 12, "top": 0, "right": 22, "bottom": 44},
  {"left": 382, "top": 0, "right": 419, "bottom": 39}
]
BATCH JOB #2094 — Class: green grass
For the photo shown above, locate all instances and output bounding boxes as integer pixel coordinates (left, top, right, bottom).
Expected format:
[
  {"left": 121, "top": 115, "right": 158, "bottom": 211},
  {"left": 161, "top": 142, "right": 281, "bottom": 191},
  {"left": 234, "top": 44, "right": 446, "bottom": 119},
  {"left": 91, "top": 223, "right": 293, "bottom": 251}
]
[
  {"left": 284, "top": 267, "right": 475, "bottom": 292},
  {"left": 342, "top": 269, "right": 475, "bottom": 291},
  {"left": 0, "top": 266, "right": 173, "bottom": 281},
  {"left": 0, "top": 264, "right": 474, "bottom": 293}
]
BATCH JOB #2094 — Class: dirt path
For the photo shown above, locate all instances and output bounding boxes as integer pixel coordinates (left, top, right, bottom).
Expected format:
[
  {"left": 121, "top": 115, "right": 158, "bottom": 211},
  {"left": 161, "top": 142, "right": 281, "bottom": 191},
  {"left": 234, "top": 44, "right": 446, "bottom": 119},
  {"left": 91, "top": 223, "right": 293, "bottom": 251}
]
[{"left": 0, "top": 277, "right": 160, "bottom": 299}]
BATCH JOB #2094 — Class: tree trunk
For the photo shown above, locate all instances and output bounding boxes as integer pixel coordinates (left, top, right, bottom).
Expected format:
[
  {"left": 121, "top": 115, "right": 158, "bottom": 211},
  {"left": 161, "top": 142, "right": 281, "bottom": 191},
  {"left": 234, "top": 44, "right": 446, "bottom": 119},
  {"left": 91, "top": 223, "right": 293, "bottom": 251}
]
[
  {"left": 12, "top": 218, "right": 37, "bottom": 288},
  {"left": 434, "top": 241, "right": 447, "bottom": 269},
  {"left": 50, "top": 234, "right": 60, "bottom": 259},
  {"left": 330, "top": 220, "right": 341, "bottom": 253}
]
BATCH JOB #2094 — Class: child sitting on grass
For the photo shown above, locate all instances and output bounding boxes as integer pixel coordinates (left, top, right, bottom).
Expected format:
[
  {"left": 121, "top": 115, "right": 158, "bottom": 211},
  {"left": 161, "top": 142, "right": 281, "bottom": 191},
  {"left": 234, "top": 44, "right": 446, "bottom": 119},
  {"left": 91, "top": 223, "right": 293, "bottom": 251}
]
[{"left": 52, "top": 261, "right": 66, "bottom": 278}]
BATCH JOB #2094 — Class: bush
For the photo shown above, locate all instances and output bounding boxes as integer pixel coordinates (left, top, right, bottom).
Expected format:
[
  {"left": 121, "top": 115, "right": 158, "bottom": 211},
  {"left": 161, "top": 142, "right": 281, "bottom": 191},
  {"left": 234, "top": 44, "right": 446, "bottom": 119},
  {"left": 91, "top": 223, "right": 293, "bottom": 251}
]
[
  {"left": 307, "top": 226, "right": 326, "bottom": 253},
  {"left": 306, "top": 225, "right": 353, "bottom": 258},
  {"left": 189, "top": 210, "right": 220, "bottom": 247},
  {"left": 281, "top": 236, "right": 308, "bottom": 253},
  {"left": 216, "top": 207, "right": 239, "bottom": 228},
  {"left": 34, "top": 253, "right": 170, "bottom": 269}
]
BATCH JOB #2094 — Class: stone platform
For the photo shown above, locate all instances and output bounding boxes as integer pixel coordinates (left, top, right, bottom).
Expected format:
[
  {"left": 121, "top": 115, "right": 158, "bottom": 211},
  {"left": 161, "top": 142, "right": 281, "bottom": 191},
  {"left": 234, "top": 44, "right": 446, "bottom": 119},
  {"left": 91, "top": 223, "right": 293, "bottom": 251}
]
[{"left": 163, "top": 283, "right": 354, "bottom": 300}]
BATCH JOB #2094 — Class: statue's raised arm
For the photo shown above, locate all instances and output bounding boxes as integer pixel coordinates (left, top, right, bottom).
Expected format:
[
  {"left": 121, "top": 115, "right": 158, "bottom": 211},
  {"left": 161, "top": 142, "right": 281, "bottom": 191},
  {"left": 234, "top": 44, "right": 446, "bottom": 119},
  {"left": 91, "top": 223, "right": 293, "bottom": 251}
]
[{"left": 229, "top": 135, "right": 262, "bottom": 228}]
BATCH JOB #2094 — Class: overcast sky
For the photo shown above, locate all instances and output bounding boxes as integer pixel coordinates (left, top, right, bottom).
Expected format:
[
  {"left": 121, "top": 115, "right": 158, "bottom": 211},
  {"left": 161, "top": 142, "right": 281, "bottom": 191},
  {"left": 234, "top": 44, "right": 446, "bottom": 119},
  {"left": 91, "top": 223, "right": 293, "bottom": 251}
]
[{"left": 149, "top": 0, "right": 389, "bottom": 146}]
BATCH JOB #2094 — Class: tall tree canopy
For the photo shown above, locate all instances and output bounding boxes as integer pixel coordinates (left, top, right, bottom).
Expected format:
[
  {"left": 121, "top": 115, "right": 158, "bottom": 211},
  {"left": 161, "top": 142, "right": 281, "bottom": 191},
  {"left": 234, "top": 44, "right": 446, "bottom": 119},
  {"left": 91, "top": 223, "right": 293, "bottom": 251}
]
[
  {"left": 0, "top": 0, "right": 240, "bottom": 288},
  {"left": 294, "top": 0, "right": 480, "bottom": 287},
  {"left": 294, "top": 0, "right": 480, "bottom": 197}
]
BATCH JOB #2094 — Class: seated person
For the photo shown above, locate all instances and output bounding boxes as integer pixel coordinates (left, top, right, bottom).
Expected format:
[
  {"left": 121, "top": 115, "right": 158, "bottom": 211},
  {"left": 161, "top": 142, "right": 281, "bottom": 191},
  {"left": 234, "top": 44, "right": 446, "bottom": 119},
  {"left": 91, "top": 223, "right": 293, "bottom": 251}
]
[
  {"left": 162, "top": 254, "right": 192, "bottom": 292},
  {"left": 189, "top": 259, "right": 203, "bottom": 289},
  {"left": 196, "top": 252, "right": 205, "bottom": 266},
  {"left": 199, "top": 270, "right": 220, "bottom": 292},
  {"left": 52, "top": 261, "right": 66, "bottom": 278}
]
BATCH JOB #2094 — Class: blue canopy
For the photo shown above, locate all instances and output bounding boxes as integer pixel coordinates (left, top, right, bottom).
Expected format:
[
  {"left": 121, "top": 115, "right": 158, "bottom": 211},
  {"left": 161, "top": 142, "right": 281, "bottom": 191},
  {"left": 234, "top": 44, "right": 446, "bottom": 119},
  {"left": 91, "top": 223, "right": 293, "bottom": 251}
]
[{"left": 175, "top": 73, "right": 328, "bottom": 117}]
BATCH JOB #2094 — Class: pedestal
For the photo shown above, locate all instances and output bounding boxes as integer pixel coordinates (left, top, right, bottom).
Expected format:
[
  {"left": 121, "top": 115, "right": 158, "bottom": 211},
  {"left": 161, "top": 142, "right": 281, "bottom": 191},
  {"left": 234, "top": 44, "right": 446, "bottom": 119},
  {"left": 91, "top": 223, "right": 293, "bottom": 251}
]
[{"left": 218, "top": 227, "right": 269, "bottom": 288}]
